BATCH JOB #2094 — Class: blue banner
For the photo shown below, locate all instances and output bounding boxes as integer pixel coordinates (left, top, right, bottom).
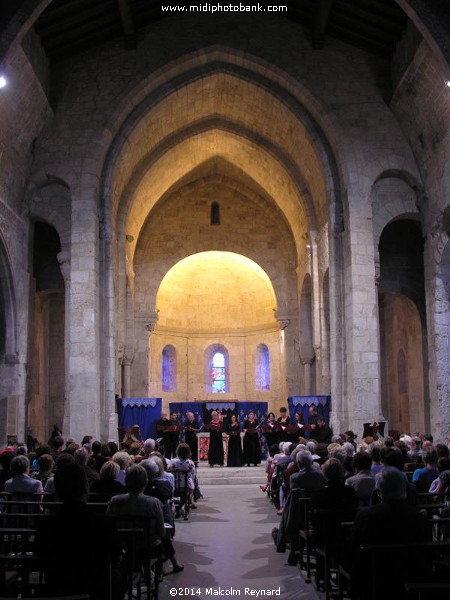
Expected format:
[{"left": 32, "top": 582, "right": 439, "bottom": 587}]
[{"left": 117, "top": 397, "right": 162, "bottom": 440}]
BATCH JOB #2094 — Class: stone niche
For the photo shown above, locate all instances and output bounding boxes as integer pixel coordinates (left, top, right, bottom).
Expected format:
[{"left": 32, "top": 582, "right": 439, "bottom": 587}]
[{"left": 148, "top": 251, "right": 285, "bottom": 412}]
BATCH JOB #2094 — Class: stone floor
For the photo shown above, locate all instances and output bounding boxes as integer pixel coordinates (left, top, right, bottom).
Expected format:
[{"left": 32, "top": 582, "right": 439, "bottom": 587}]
[{"left": 160, "top": 482, "right": 320, "bottom": 600}]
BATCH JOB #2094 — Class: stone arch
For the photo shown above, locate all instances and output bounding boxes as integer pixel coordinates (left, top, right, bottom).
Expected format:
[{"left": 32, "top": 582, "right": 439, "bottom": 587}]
[
  {"left": 27, "top": 220, "right": 66, "bottom": 444},
  {"left": 28, "top": 179, "right": 72, "bottom": 244},
  {"left": 371, "top": 171, "right": 423, "bottom": 248},
  {"left": 378, "top": 218, "right": 427, "bottom": 435},
  {"left": 0, "top": 232, "right": 17, "bottom": 360}
]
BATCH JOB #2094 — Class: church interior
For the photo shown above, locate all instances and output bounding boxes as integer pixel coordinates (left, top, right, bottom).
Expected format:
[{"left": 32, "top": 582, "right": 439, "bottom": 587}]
[{"left": 0, "top": 0, "right": 449, "bottom": 446}]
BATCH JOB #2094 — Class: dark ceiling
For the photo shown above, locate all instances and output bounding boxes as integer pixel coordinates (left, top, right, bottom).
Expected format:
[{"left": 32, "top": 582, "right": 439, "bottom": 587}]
[{"left": 34, "top": 0, "right": 408, "bottom": 63}]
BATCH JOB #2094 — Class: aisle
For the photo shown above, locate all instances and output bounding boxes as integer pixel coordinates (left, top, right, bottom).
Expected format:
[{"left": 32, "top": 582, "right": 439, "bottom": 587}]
[{"left": 160, "top": 484, "right": 320, "bottom": 600}]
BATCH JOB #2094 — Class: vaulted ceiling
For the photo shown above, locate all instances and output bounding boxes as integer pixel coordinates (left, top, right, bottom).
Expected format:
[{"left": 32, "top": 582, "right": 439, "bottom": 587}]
[{"left": 34, "top": 0, "right": 408, "bottom": 62}]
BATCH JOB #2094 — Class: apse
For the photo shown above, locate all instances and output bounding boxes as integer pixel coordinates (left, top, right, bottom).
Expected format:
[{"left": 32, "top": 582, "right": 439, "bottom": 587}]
[{"left": 155, "top": 251, "right": 277, "bottom": 332}]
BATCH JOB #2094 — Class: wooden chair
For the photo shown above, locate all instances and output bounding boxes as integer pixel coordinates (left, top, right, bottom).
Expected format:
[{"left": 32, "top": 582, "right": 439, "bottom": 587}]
[
  {"left": 111, "top": 515, "right": 161, "bottom": 600},
  {"left": 405, "top": 582, "right": 450, "bottom": 600},
  {"left": 171, "top": 469, "right": 192, "bottom": 520},
  {"left": 314, "top": 508, "right": 356, "bottom": 600},
  {"left": 0, "top": 554, "right": 41, "bottom": 598},
  {"left": 358, "top": 542, "right": 450, "bottom": 600},
  {"left": 298, "top": 496, "right": 314, "bottom": 583}
]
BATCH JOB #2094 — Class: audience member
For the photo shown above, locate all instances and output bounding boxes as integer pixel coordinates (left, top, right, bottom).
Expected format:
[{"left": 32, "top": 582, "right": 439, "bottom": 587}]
[
  {"left": 345, "top": 451, "right": 376, "bottom": 505},
  {"left": 412, "top": 449, "right": 438, "bottom": 493},
  {"left": 89, "top": 460, "right": 125, "bottom": 498},
  {"left": 5, "top": 455, "right": 44, "bottom": 494},
  {"left": 91, "top": 440, "right": 109, "bottom": 472},
  {"left": 74, "top": 447, "right": 100, "bottom": 487},
  {"left": 32, "top": 454, "right": 53, "bottom": 487},
  {"left": 35, "top": 463, "right": 123, "bottom": 600},
  {"left": 107, "top": 464, "right": 184, "bottom": 574},
  {"left": 112, "top": 451, "right": 133, "bottom": 484}
]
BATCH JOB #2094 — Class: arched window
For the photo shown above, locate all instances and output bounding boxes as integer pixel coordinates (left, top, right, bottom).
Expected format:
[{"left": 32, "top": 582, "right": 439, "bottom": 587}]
[
  {"left": 210, "top": 202, "right": 220, "bottom": 225},
  {"left": 205, "top": 344, "right": 229, "bottom": 393},
  {"left": 255, "top": 344, "right": 270, "bottom": 390},
  {"left": 162, "top": 345, "right": 177, "bottom": 392}
]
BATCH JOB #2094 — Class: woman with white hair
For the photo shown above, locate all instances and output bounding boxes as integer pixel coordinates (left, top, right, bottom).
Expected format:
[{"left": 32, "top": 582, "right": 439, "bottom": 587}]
[{"left": 112, "top": 451, "right": 133, "bottom": 485}]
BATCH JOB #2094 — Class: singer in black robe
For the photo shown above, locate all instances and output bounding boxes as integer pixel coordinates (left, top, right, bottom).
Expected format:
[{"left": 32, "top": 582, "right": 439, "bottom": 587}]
[
  {"left": 264, "top": 412, "right": 277, "bottom": 449},
  {"left": 243, "top": 413, "right": 261, "bottom": 466},
  {"left": 276, "top": 407, "right": 290, "bottom": 444},
  {"left": 156, "top": 412, "right": 173, "bottom": 458},
  {"left": 208, "top": 412, "right": 224, "bottom": 467},
  {"left": 184, "top": 412, "right": 199, "bottom": 463},
  {"left": 226, "top": 415, "right": 243, "bottom": 467}
]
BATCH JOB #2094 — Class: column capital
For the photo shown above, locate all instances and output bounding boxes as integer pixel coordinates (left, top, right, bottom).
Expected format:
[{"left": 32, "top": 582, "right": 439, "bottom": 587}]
[
  {"left": 57, "top": 249, "right": 71, "bottom": 283},
  {"left": 142, "top": 310, "right": 159, "bottom": 334}
]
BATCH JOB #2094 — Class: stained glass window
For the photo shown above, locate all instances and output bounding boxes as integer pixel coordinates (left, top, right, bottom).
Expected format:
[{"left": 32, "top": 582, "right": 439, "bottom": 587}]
[
  {"left": 211, "top": 351, "right": 226, "bottom": 393},
  {"left": 256, "top": 344, "right": 270, "bottom": 390},
  {"left": 162, "top": 345, "right": 177, "bottom": 392}
]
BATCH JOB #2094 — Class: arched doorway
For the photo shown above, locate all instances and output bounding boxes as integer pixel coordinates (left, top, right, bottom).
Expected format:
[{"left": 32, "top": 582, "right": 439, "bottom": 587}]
[
  {"left": 27, "top": 222, "right": 66, "bottom": 444},
  {"left": 378, "top": 219, "right": 427, "bottom": 435}
]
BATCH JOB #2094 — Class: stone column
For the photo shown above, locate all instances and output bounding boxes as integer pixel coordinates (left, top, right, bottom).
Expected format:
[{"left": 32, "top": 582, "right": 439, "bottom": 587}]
[
  {"left": 57, "top": 248, "right": 72, "bottom": 439},
  {"left": 64, "top": 187, "right": 101, "bottom": 442},
  {"left": 341, "top": 196, "right": 383, "bottom": 436},
  {"left": 122, "top": 359, "right": 132, "bottom": 398},
  {"left": 277, "top": 316, "right": 300, "bottom": 398},
  {"left": 145, "top": 313, "right": 159, "bottom": 397},
  {"left": 302, "top": 360, "right": 314, "bottom": 395}
]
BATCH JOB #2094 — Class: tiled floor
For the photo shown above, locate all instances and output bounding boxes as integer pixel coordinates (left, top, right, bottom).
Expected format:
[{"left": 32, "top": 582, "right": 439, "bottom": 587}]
[{"left": 160, "top": 484, "right": 320, "bottom": 600}]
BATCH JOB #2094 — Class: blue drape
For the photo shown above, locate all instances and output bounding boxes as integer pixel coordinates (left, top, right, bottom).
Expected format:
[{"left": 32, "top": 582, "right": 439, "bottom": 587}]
[
  {"left": 117, "top": 398, "right": 162, "bottom": 440},
  {"left": 288, "top": 396, "right": 331, "bottom": 431}
]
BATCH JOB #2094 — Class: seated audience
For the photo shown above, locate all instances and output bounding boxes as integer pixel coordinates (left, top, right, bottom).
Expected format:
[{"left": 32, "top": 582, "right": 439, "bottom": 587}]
[
  {"left": 112, "top": 451, "right": 133, "bottom": 484},
  {"left": 169, "top": 443, "right": 196, "bottom": 509},
  {"left": 311, "top": 458, "right": 358, "bottom": 587},
  {"left": 343, "top": 467, "right": 431, "bottom": 600},
  {"left": 32, "top": 454, "right": 53, "bottom": 487},
  {"left": 370, "top": 445, "right": 384, "bottom": 475},
  {"left": 35, "top": 462, "right": 123, "bottom": 600},
  {"left": 44, "top": 453, "right": 76, "bottom": 495},
  {"left": 134, "top": 438, "right": 156, "bottom": 463},
  {"left": 141, "top": 457, "right": 175, "bottom": 528},
  {"left": 432, "top": 457, "right": 450, "bottom": 495},
  {"left": 89, "top": 460, "right": 125, "bottom": 498},
  {"left": 412, "top": 449, "right": 438, "bottom": 493},
  {"left": 345, "top": 451, "right": 376, "bottom": 505},
  {"left": 290, "top": 450, "right": 326, "bottom": 494},
  {"left": 372, "top": 447, "right": 418, "bottom": 506},
  {"left": 107, "top": 464, "right": 184, "bottom": 574},
  {"left": 5, "top": 455, "right": 44, "bottom": 494},
  {"left": 74, "top": 447, "right": 100, "bottom": 487},
  {"left": 91, "top": 440, "right": 109, "bottom": 472}
]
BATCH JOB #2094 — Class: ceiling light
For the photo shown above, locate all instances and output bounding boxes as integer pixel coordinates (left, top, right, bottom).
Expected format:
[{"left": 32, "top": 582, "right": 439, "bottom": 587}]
[
  {"left": 0, "top": 76, "right": 7, "bottom": 89},
  {"left": 446, "top": 81, "right": 450, "bottom": 88}
]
